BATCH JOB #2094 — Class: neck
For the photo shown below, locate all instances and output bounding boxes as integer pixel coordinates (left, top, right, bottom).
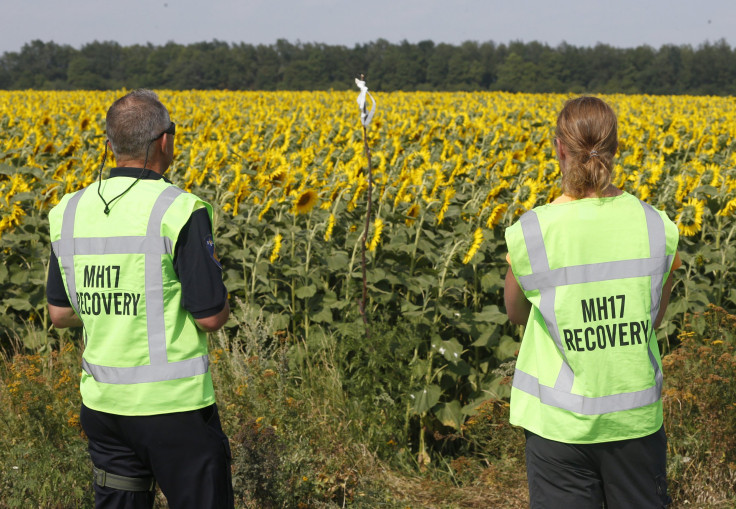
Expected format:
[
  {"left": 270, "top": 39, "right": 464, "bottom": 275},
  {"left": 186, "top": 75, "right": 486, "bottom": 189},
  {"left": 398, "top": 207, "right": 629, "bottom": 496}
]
[
  {"left": 115, "top": 158, "right": 167, "bottom": 175},
  {"left": 580, "top": 185, "right": 623, "bottom": 198}
]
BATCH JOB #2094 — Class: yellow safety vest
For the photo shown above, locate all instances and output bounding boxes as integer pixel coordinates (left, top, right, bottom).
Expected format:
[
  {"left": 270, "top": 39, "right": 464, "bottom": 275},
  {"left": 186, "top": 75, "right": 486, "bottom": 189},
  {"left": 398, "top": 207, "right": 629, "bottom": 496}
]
[
  {"left": 505, "top": 192, "right": 678, "bottom": 443},
  {"left": 49, "top": 176, "right": 216, "bottom": 415}
]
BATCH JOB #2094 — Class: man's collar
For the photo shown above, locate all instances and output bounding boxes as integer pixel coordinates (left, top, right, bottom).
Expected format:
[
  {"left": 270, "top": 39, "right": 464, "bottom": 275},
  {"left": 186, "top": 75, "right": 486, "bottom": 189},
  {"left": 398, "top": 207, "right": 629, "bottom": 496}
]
[{"left": 109, "top": 167, "right": 172, "bottom": 184}]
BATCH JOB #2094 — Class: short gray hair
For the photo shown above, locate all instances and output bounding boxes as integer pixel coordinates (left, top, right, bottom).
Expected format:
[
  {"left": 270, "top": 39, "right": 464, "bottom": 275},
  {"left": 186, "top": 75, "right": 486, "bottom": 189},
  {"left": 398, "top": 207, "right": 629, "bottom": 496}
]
[{"left": 106, "top": 90, "right": 171, "bottom": 160}]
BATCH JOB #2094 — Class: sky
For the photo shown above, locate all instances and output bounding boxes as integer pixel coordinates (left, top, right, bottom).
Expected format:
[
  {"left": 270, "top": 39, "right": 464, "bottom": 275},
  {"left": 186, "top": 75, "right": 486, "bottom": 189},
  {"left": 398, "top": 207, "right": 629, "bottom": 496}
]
[{"left": 1, "top": 0, "right": 734, "bottom": 55}]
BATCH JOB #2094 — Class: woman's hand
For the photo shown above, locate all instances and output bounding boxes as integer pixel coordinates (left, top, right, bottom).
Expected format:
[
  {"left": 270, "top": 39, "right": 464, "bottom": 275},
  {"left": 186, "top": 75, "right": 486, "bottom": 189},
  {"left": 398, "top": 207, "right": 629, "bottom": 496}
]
[{"left": 504, "top": 265, "right": 532, "bottom": 325}]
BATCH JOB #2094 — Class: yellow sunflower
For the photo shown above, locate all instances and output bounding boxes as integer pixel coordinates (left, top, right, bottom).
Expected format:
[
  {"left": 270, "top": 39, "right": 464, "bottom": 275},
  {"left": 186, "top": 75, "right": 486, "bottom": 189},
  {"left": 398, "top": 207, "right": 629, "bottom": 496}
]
[
  {"left": 368, "top": 218, "right": 385, "bottom": 252},
  {"left": 487, "top": 180, "right": 510, "bottom": 200},
  {"left": 324, "top": 213, "right": 336, "bottom": 241},
  {"left": 436, "top": 188, "right": 455, "bottom": 225},
  {"left": 717, "top": 197, "right": 736, "bottom": 217},
  {"left": 405, "top": 203, "right": 420, "bottom": 226},
  {"left": 267, "top": 168, "right": 286, "bottom": 187},
  {"left": 0, "top": 202, "right": 25, "bottom": 234},
  {"left": 675, "top": 198, "right": 705, "bottom": 237},
  {"left": 637, "top": 184, "right": 651, "bottom": 202},
  {"left": 463, "top": 227, "right": 484, "bottom": 264},
  {"left": 706, "top": 163, "right": 722, "bottom": 187},
  {"left": 293, "top": 189, "right": 319, "bottom": 215},
  {"left": 514, "top": 178, "right": 543, "bottom": 212},
  {"left": 269, "top": 233, "right": 283, "bottom": 263},
  {"left": 258, "top": 199, "right": 274, "bottom": 221},
  {"left": 660, "top": 132, "right": 679, "bottom": 155},
  {"left": 674, "top": 173, "right": 699, "bottom": 203},
  {"left": 500, "top": 152, "right": 518, "bottom": 177},
  {"left": 485, "top": 203, "right": 509, "bottom": 229}
]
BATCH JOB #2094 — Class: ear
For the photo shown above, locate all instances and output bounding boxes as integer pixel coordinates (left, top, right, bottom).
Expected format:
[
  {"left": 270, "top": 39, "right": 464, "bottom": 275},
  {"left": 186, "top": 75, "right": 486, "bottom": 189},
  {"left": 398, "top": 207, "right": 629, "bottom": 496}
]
[
  {"left": 555, "top": 138, "right": 567, "bottom": 161},
  {"left": 158, "top": 133, "right": 172, "bottom": 156}
]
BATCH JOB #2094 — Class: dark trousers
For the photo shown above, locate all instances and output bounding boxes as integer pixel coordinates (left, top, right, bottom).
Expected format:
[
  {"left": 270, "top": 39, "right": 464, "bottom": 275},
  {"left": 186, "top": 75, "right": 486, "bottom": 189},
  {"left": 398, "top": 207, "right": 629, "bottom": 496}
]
[
  {"left": 525, "top": 426, "right": 671, "bottom": 509},
  {"left": 80, "top": 403, "right": 234, "bottom": 509}
]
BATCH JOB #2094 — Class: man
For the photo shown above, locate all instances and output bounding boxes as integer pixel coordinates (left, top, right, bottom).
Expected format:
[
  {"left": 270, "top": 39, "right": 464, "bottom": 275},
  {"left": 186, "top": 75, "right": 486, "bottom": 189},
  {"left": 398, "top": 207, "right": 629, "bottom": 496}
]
[{"left": 46, "top": 89, "right": 234, "bottom": 508}]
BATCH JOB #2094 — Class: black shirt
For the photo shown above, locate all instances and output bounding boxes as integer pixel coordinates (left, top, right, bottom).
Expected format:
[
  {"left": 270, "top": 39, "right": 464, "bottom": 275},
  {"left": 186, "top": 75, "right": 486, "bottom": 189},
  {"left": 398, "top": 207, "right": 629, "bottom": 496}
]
[{"left": 46, "top": 167, "right": 227, "bottom": 319}]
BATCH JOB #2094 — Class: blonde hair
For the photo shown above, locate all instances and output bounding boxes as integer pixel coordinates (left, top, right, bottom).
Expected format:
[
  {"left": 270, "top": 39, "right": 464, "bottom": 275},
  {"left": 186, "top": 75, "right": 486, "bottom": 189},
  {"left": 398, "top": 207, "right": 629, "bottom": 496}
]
[{"left": 555, "top": 96, "right": 618, "bottom": 199}]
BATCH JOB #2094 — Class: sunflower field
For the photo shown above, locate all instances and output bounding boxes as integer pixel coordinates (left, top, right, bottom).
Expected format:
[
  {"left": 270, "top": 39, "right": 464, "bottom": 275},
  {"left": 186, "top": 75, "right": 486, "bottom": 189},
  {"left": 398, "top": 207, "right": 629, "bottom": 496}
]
[{"left": 1, "top": 89, "right": 736, "bottom": 442}]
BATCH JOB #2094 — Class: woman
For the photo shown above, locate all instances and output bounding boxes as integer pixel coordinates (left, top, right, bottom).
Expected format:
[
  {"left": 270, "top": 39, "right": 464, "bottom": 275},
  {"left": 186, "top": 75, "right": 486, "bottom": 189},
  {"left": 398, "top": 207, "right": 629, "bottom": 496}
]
[{"left": 504, "top": 96, "right": 679, "bottom": 508}]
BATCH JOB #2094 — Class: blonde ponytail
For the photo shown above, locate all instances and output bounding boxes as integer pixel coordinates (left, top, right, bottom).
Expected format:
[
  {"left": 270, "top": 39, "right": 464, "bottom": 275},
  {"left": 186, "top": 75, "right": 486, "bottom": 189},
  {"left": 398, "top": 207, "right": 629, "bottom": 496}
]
[{"left": 556, "top": 97, "right": 618, "bottom": 199}]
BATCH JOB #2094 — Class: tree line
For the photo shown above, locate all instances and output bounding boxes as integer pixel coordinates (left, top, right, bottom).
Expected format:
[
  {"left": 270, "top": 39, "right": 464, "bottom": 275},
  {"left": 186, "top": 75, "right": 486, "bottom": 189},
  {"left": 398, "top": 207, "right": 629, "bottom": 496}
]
[{"left": 1, "top": 38, "right": 735, "bottom": 95}]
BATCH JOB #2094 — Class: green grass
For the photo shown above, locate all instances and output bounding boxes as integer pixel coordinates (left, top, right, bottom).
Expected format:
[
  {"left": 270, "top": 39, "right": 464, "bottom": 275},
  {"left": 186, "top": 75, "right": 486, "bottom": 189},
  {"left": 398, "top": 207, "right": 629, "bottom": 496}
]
[{"left": 1, "top": 302, "right": 734, "bottom": 508}]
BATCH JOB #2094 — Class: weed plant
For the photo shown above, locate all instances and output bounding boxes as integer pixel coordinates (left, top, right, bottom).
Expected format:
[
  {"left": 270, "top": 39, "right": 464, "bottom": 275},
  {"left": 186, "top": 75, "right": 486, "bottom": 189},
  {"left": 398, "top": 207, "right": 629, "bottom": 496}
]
[
  {"left": 0, "top": 333, "right": 91, "bottom": 508},
  {"left": 212, "top": 300, "right": 386, "bottom": 507},
  {"left": 663, "top": 304, "right": 736, "bottom": 507},
  {"left": 2, "top": 302, "right": 735, "bottom": 507}
]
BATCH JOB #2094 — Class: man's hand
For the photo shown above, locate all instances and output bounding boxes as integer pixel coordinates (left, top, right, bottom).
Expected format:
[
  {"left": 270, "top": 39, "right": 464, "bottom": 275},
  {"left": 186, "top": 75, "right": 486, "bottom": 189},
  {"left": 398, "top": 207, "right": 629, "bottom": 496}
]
[
  {"left": 48, "top": 304, "right": 83, "bottom": 329},
  {"left": 195, "top": 301, "right": 230, "bottom": 332}
]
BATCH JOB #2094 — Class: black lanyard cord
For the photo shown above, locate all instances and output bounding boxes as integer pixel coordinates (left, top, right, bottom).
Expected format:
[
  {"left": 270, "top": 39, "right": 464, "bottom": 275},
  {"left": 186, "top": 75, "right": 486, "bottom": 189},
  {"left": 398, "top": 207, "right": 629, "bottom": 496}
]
[{"left": 97, "top": 141, "right": 153, "bottom": 215}]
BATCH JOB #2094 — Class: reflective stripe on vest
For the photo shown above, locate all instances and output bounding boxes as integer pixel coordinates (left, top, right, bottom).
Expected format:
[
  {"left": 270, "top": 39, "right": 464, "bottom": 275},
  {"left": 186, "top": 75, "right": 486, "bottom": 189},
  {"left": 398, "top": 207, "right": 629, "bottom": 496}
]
[
  {"left": 51, "top": 185, "right": 209, "bottom": 385},
  {"left": 512, "top": 199, "right": 671, "bottom": 415}
]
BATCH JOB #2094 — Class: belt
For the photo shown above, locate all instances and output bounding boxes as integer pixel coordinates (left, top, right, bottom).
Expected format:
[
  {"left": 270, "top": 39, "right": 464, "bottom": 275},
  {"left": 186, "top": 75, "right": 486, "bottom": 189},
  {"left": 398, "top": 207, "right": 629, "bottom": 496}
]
[{"left": 93, "top": 467, "right": 155, "bottom": 492}]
